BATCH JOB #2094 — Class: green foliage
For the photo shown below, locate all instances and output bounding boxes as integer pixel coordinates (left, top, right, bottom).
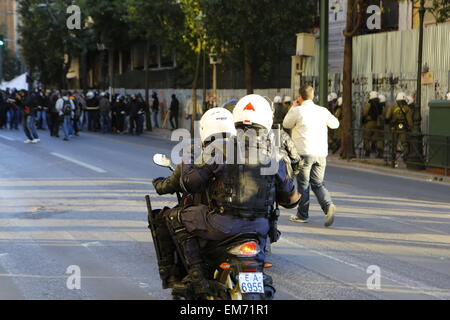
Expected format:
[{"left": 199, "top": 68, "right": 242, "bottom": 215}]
[
  {"left": 3, "top": 48, "right": 22, "bottom": 81},
  {"left": 128, "top": 0, "right": 211, "bottom": 77},
  {"left": 18, "top": 0, "right": 128, "bottom": 86},
  {"left": 18, "top": 0, "right": 97, "bottom": 86},
  {"left": 18, "top": 0, "right": 319, "bottom": 88},
  {"left": 83, "top": 0, "right": 131, "bottom": 50},
  {"left": 18, "top": 0, "right": 65, "bottom": 86},
  {"left": 200, "top": 0, "right": 317, "bottom": 85},
  {"left": 429, "top": 0, "right": 450, "bottom": 22}
]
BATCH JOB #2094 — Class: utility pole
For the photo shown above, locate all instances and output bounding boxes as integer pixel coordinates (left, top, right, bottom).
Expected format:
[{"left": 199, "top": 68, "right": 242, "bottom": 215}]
[
  {"left": 319, "top": 0, "right": 329, "bottom": 107},
  {"left": 202, "top": 46, "right": 207, "bottom": 112},
  {"left": 407, "top": 0, "right": 425, "bottom": 170},
  {"left": 209, "top": 52, "right": 221, "bottom": 108},
  {"left": 144, "top": 39, "right": 152, "bottom": 131}
]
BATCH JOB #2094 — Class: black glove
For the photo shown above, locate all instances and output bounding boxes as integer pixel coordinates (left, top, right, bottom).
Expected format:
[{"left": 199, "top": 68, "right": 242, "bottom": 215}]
[{"left": 152, "top": 177, "right": 166, "bottom": 195}]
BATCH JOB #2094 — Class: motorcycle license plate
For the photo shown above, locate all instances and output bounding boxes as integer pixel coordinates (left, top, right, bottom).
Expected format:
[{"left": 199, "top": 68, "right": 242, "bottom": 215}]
[{"left": 238, "top": 272, "right": 264, "bottom": 294}]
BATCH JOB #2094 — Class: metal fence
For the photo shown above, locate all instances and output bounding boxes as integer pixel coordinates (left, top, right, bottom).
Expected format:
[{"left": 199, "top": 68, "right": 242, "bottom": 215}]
[{"left": 351, "top": 128, "right": 450, "bottom": 176}]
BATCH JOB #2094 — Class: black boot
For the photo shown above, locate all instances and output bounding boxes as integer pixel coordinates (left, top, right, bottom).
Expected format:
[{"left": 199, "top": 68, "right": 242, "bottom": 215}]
[
  {"left": 159, "top": 264, "right": 183, "bottom": 289},
  {"left": 187, "top": 264, "right": 213, "bottom": 299}
]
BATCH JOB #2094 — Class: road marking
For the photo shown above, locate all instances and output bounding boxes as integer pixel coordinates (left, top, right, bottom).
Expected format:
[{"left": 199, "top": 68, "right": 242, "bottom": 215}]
[
  {"left": 81, "top": 241, "right": 102, "bottom": 247},
  {"left": 83, "top": 132, "right": 172, "bottom": 152},
  {"left": 50, "top": 152, "right": 107, "bottom": 173},
  {"left": 279, "top": 237, "right": 445, "bottom": 300},
  {"left": 0, "top": 135, "right": 15, "bottom": 141}
]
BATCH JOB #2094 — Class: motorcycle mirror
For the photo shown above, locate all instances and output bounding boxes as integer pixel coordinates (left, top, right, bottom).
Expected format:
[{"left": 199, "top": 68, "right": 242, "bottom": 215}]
[{"left": 153, "top": 154, "right": 172, "bottom": 169}]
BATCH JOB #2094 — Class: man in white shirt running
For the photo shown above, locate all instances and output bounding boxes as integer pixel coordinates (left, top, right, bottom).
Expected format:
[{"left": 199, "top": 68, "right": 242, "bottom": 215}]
[{"left": 283, "top": 85, "right": 340, "bottom": 227}]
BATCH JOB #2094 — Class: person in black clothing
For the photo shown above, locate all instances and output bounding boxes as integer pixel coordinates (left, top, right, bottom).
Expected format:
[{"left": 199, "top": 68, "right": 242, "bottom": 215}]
[
  {"left": 169, "top": 94, "right": 179, "bottom": 130},
  {"left": 85, "top": 91, "right": 99, "bottom": 131},
  {"left": 136, "top": 94, "right": 145, "bottom": 135},
  {"left": 48, "top": 91, "right": 61, "bottom": 137},
  {"left": 7, "top": 90, "right": 20, "bottom": 130},
  {"left": 0, "top": 90, "right": 6, "bottom": 129},
  {"left": 151, "top": 92, "right": 159, "bottom": 128},
  {"left": 41, "top": 90, "right": 51, "bottom": 131},
  {"left": 113, "top": 95, "right": 127, "bottom": 134},
  {"left": 22, "top": 90, "right": 40, "bottom": 143},
  {"left": 35, "top": 89, "right": 46, "bottom": 130},
  {"left": 128, "top": 94, "right": 139, "bottom": 135},
  {"left": 110, "top": 94, "right": 119, "bottom": 133},
  {"left": 70, "top": 92, "right": 81, "bottom": 136}
]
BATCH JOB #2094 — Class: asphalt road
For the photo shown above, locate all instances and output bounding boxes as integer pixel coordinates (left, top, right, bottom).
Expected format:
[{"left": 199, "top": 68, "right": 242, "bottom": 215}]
[{"left": 1, "top": 128, "right": 449, "bottom": 300}]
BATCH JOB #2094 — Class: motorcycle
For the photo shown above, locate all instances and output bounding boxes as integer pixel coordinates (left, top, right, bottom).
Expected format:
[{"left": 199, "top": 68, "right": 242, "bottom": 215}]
[{"left": 145, "top": 153, "right": 275, "bottom": 300}]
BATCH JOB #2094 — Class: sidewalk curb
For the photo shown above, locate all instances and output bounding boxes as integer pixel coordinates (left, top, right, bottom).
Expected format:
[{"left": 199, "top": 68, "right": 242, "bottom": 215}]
[
  {"left": 327, "top": 156, "right": 450, "bottom": 185},
  {"left": 141, "top": 128, "right": 173, "bottom": 141}
]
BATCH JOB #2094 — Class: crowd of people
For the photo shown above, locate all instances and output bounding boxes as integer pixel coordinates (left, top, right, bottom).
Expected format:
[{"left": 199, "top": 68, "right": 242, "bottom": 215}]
[{"left": 0, "top": 88, "right": 184, "bottom": 143}]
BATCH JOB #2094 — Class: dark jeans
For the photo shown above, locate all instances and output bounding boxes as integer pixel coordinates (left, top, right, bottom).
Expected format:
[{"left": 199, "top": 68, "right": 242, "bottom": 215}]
[
  {"left": 152, "top": 111, "right": 159, "bottom": 128},
  {"left": 137, "top": 114, "right": 144, "bottom": 134},
  {"left": 115, "top": 114, "right": 125, "bottom": 132},
  {"left": 296, "top": 155, "right": 333, "bottom": 218},
  {"left": 100, "top": 113, "right": 111, "bottom": 133},
  {"left": 36, "top": 110, "right": 48, "bottom": 129},
  {"left": 62, "top": 115, "right": 72, "bottom": 139},
  {"left": 88, "top": 110, "right": 99, "bottom": 131},
  {"left": 0, "top": 108, "right": 6, "bottom": 128},
  {"left": 129, "top": 115, "right": 138, "bottom": 134},
  {"left": 49, "top": 112, "right": 60, "bottom": 136},
  {"left": 170, "top": 113, "right": 179, "bottom": 129},
  {"left": 72, "top": 117, "right": 80, "bottom": 135},
  {"left": 7, "top": 108, "right": 20, "bottom": 129},
  {"left": 23, "top": 114, "right": 39, "bottom": 140}
]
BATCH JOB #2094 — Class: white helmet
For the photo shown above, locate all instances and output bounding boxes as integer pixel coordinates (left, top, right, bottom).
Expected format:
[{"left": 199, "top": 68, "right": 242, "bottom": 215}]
[
  {"left": 199, "top": 108, "right": 237, "bottom": 143},
  {"left": 233, "top": 94, "right": 273, "bottom": 132},
  {"left": 283, "top": 96, "right": 292, "bottom": 103},
  {"left": 446, "top": 92, "right": 450, "bottom": 100},
  {"left": 396, "top": 92, "right": 407, "bottom": 102},
  {"left": 406, "top": 95, "right": 415, "bottom": 105},
  {"left": 369, "top": 91, "right": 379, "bottom": 100},
  {"left": 86, "top": 91, "right": 95, "bottom": 98},
  {"left": 337, "top": 97, "right": 343, "bottom": 106},
  {"left": 328, "top": 92, "right": 338, "bottom": 102},
  {"left": 273, "top": 96, "right": 282, "bottom": 103},
  {"left": 378, "top": 94, "right": 386, "bottom": 103}
]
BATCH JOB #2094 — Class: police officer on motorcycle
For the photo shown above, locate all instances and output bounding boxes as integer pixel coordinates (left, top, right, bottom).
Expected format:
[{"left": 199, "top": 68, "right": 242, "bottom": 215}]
[
  {"left": 151, "top": 107, "right": 238, "bottom": 298},
  {"left": 151, "top": 95, "right": 300, "bottom": 299}
]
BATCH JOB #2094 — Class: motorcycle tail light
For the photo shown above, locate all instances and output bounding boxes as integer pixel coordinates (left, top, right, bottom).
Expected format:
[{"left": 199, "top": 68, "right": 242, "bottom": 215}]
[
  {"left": 228, "top": 241, "right": 260, "bottom": 257},
  {"left": 219, "top": 263, "right": 231, "bottom": 270}
]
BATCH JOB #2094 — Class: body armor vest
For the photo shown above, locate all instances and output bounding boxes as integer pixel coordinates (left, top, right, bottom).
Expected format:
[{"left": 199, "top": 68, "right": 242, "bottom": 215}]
[{"left": 210, "top": 138, "right": 276, "bottom": 219}]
